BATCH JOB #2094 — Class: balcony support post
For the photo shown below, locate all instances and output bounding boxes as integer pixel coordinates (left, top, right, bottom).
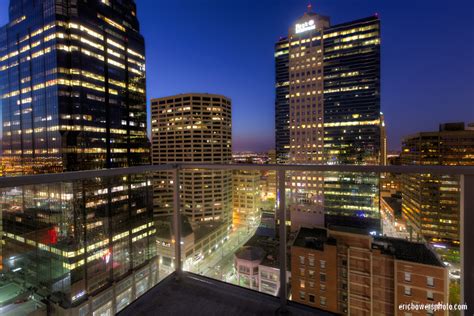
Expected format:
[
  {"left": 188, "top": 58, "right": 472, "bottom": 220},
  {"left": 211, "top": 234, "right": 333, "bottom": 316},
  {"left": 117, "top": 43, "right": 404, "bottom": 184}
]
[
  {"left": 461, "top": 174, "right": 474, "bottom": 315},
  {"left": 173, "top": 165, "right": 182, "bottom": 279},
  {"left": 278, "top": 169, "right": 287, "bottom": 313}
]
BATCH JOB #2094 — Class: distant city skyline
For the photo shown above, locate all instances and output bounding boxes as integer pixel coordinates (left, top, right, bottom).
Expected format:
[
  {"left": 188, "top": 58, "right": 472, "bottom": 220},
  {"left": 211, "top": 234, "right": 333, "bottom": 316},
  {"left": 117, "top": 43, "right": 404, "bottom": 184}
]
[{"left": 0, "top": 0, "right": 473, "bottom": 152}]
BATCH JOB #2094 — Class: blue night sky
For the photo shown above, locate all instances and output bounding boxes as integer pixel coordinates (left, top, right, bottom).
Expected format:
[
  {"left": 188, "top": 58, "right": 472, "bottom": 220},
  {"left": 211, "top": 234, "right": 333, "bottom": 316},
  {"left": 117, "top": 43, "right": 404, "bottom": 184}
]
[{"left": 0, "top": 0, "right": 473, "bottom": 152}]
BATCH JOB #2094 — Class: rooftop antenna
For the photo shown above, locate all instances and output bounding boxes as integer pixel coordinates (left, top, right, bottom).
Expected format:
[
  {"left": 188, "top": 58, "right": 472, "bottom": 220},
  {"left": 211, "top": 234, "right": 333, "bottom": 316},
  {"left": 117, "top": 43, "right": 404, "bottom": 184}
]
[{"left": 307, "top": 2, "right": 313, "bottom": 12}]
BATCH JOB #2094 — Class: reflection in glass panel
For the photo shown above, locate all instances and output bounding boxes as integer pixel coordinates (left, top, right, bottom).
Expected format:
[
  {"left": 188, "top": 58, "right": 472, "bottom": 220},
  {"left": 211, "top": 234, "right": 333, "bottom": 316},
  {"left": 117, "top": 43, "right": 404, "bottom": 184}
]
[{"left": 0, "top": 173, "right": 163, "bottom": 313}]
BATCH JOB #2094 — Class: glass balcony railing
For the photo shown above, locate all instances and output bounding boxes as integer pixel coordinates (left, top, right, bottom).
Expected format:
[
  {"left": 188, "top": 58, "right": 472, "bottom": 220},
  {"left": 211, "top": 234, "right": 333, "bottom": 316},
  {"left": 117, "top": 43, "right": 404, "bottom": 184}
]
[{"left": 0, "top": 163, "right": 472, "bottom": 315}]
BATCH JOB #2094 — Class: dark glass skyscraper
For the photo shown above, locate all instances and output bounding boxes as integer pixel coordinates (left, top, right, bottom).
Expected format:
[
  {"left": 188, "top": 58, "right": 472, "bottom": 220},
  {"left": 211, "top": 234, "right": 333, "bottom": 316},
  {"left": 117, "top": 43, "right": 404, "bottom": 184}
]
[
  {"left": 0, "top": 1, "right": 157, "bottom": 314},
  {"left": 274, "top": 37, "right": 290, "bottom": 164},
  {"left": 322, "top": 16, "right": 381, "bottom": 227},
  {"left": 323, "top": 16, "right": 381, "bottom": 165},
  {"left": 0, "top": 0, "right": 149, "bottom": 175}
]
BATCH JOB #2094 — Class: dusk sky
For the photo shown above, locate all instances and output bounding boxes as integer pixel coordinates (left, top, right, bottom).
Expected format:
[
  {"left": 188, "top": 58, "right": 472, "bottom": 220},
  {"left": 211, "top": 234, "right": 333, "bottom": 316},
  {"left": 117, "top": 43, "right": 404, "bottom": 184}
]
[{"left": 1, "top": 0, "right": 473, "bottom": 152}]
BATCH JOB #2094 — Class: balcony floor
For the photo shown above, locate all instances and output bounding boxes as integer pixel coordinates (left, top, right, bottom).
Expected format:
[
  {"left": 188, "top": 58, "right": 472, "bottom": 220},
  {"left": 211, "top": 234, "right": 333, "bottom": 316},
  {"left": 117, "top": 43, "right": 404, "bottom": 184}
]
[{"left": 119, "top": 272, "right": 334, "bottom": 316}]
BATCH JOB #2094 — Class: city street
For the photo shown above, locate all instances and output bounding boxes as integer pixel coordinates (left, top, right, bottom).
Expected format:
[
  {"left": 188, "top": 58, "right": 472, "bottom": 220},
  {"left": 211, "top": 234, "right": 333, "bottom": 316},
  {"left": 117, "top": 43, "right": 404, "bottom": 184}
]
[
  {"left": 0, "top": 301, "right": 40, "bottom": 316},
  {"left": 187, "top": 225, "right": 258, "bottom": 283},
  {"left": 381, "top": 208, "right": 410, "bottom": 240}
]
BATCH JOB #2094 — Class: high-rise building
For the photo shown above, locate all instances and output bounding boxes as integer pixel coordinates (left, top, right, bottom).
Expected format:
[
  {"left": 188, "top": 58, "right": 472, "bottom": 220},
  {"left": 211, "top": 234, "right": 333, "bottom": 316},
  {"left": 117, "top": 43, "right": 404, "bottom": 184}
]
[
  {"left": 0, "top": 0, "right": 149, "bottom": 175},
  {"left": 233, "top": 170, "right": 261, "bottom": 228},
  {"left": 321, "top": 14, "right": 381, "bottom": 227},
  {"left": 151, "top": 93, "right": 233, "bottom": 274},
  {"left": 0, "top": 1, "right": 156, "bottom": 314},
  {"left": 275, "top": 8, "right": 381, "bottom": 165},
  {"left": 381, "top": 153, "right": 402, "bottom": 197},
  {"left": 401, "top": 122, "right": 474, "bottom": 258},
  {"left": 285, "top": 8, "right": 329, "bottom": 230},
  {"left": 291, "top": 226, "right": 448, "bottom": 315},
  {"left": 275, "top": 6, "right": 382, "bottom": 230},
  {"left": 322, "top": 16, "right": 381, "bottom": 166},
  {"left": 151, "top": 93, "right": 233, "bottom": 223},
  {"left": 275, "top": 37, "right": 290, "bottom": 164},
  {"left": 265, "top": 149, "right": 277, "bottom": 200},
  {"left": 380, "top": 113, "right": 387, "bottom": 166}
]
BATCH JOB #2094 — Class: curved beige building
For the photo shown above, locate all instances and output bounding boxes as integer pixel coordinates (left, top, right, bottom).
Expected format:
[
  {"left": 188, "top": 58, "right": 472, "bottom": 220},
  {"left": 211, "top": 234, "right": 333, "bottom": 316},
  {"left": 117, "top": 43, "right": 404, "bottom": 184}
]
[{"left": 151, "top": 93, "right": 232, "bottom": 223}]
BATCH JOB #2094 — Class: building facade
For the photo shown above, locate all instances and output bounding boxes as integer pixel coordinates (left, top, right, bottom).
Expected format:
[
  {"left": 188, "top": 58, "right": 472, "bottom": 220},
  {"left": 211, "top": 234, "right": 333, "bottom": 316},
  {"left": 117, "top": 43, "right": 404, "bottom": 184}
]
[
  {"left": 0, "top": 1, "right": 156, "bottom": 315},
  {"left": 401, "top": 122, "right": 474, "bottom": 261},
  {"left": 321, "top": 15, "right": 381, "bottom": 226},
  {"left": 291, "top": 226, "right": 449, "bottom": 315},
  {"left": 381, "top": 113, "right": 387, "bottom": 166},
  {"left": 322, "top": 16, "right": 381, "bottom": 166},
  {"left": 264, "top": 149, "right": 277, "bottom": 200},
  {"left": 276, "top": 6, "right": 382, "bottom": 230},
  {"left": 232, "top": 169, "right": 261, "bottom": 228},
  {"left": 151, "top": 93, "right": 233, "bottom": 224},
  {"left": 275, "top": 37, "right": 290, "bottom": 164},
  {"left": 275, "top": 8, "right": 382, "bottom": 166},
  {"left": 0, "top": 0, "right": 149, "bottom": 174}
]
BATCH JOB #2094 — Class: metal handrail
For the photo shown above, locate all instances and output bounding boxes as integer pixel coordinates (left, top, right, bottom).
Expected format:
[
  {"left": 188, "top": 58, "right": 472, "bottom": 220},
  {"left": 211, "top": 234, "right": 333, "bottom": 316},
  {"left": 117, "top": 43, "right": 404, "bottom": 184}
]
[
  {"left": 0, "top": 162, "right": 473, "bottom": 188},
  {"left": 0, "top": 164, "right": 174, "bottom": 188},
  {"left": 178, "top": 163, "right": 474, "bottom": 174}
]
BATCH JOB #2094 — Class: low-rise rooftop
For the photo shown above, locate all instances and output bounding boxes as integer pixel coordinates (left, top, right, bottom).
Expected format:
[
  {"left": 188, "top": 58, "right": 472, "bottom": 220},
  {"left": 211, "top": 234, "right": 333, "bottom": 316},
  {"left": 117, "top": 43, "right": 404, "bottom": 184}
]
[
  {"left": 242, "top": 235, "right": 281, "bottom": 268},
  {"left": 235, "top": 245, "right": 265, "bottom": 262},
  {"left": 373, "top": 236, "right": 444, "bottom": 267},
  {"left": 294, "top": 225, "right": 443, "bottom": 267},
  {"left": 293, "top": 227, "right": 336, "bottom": 251}
]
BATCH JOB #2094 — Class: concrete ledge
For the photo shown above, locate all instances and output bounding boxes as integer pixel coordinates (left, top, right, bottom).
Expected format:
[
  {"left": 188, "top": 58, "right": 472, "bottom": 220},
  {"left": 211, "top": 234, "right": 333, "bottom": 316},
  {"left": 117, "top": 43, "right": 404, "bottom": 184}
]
[{"left": 119, "top": 272, "right": 336, "bottom": 316}]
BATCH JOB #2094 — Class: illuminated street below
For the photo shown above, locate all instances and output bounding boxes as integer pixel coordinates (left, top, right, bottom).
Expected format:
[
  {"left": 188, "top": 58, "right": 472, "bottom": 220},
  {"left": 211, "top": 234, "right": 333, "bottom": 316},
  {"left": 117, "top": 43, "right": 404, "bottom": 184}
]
[{"left": 187, "top": 225, "right": 258, "bottom": 283}]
